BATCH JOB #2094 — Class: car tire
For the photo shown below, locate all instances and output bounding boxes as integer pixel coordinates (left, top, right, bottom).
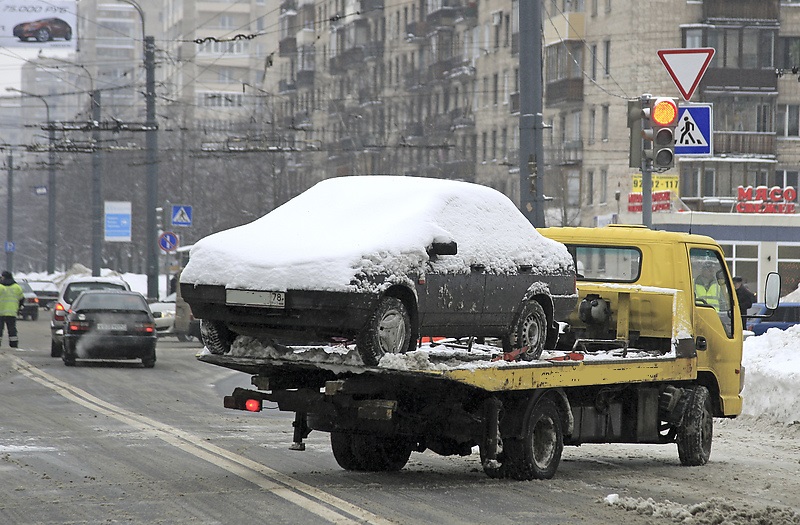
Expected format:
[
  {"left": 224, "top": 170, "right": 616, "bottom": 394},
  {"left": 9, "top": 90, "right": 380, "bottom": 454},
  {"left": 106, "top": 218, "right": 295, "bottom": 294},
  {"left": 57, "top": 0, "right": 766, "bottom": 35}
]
[
  {"left": 201, "top": 320, "right": 236, "bottom": 355},
  {"left": 50, "top": 339, "right": 62, "bottom": 358},
  {"left": 677, "top": 386, "right": 713, "bottom": 466},
  {"left": 356, "top": 297, "right": 411, "bottom": 366},
  {"left": 330, "top": 432, "right": 364, "bottom": 471},
  {"left": 142, "top": 353, "right": 156, "bottom": 368},
  {"left": 65, "top": 28, "right": 72, "bottom": 41},
  {"left": 350, "top": 434, "right": 413, "bottom": 472},
  {"left": 35, "top": 28, "right": 51, "bottom": 42},
  {"left": 62, "top": 351, "right": 75, "bottom": 366},
  {"left": 31, "top": 311, "right": 38, "bottom": 321},
  {"left": 510, "top": 300, "right": 548, "bottom": 361}
]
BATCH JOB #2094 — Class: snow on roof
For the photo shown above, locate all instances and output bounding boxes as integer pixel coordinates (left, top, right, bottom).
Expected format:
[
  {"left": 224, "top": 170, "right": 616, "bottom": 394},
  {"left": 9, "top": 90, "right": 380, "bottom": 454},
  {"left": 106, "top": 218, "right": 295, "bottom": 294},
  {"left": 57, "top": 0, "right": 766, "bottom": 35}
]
[{"left": 181, "top": 176, "right": 573, "bottom": 292}]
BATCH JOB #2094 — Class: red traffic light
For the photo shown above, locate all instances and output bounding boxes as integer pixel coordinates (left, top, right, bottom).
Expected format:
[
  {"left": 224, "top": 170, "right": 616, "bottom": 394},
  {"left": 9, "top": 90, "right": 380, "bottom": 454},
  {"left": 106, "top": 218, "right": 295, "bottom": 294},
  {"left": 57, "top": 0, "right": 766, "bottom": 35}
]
[{"left": 651, "top": 98, "right": 678, "bottom": 127}]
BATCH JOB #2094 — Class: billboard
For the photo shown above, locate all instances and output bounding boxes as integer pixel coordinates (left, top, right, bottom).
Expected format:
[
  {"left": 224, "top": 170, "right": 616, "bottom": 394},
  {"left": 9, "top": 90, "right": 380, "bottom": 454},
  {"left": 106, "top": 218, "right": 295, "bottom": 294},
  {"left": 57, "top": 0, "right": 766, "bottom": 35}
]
[{"left": 0, "top": 0, "right": 77, "bottom": 50}]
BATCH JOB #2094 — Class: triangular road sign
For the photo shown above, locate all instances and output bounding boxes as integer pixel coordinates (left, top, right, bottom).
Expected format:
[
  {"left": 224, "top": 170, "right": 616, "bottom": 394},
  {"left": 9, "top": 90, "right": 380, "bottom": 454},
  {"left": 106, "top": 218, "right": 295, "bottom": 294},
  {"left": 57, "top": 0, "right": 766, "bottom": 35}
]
[{"left": 657, "top": 48, "right": 715, "bottom": 101}]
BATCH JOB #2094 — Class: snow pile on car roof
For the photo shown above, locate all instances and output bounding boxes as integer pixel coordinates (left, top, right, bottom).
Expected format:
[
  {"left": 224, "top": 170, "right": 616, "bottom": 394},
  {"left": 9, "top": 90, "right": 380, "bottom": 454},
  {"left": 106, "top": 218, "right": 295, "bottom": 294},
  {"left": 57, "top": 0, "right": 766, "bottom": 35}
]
[{"left": 181, "top": 176, "right": 573, "bottom": 292}]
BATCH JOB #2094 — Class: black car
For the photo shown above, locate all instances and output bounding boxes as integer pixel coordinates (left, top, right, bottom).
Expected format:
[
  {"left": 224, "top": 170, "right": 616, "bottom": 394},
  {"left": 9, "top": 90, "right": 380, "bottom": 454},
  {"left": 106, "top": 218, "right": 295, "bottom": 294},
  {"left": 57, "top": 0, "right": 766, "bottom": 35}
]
[
  {"left": 17, "top": 280, "right": 40, "bottom": 321},
  {"left": 62, "top": 290, "right": 157, "bottom": 367},
  {"left": 181, "top": 176, "right": 577, "bottom": 365},
  {"left": 13, "top": 17, "right": 73, "bottom": 42}
]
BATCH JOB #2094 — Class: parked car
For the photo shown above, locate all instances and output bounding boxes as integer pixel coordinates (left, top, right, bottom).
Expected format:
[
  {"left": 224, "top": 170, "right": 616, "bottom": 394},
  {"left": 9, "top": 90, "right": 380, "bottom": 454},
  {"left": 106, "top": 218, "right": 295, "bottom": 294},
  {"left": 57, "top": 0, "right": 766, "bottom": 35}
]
[
  {"left": 13, "top": 17, "right": 73, "bottom": 42},
  {"left": 180, "top": 176, "right": 577, "bottom": 365},
  {"left": 149, "top": 293, "right": 200, "bottom": 341},
  {"left": 61, "top": 290, "right": 157, "bottom": 367},
  {"left": 746, "top": 302, "right": 800, "bottom": 336},
  {"left": 25, "top": 279, "right": 59, "bottom": 310},
  {"left": 50, "top": 276, "right": 131, "bottom": 357},
  {"left": 17, "top": 280, "right": 39, "bottom": 321}
]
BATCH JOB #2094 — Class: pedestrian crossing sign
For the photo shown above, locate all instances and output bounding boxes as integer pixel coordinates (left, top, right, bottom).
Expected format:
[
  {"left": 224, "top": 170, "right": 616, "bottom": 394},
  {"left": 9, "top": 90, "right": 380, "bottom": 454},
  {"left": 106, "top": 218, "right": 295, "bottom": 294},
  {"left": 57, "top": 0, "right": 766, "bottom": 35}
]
[
  {"left": 675, "top": 104, "right": 712, "bottom": 156},
  {"left": 171, "top": 205, "right": 193, "bottom": 227}
]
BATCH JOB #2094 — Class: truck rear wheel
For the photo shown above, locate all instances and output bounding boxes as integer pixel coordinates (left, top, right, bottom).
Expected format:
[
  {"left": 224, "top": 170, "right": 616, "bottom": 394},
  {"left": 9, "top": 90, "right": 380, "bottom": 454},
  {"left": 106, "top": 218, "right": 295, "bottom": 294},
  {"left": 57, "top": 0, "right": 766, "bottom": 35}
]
[
  {"left": 352, "top": 434, "right": 412, "bottom": 471},
  {"left": 330, "top": 432, "right": 363, "bottom": 471},
  {"left": 201, "top": 320, "right": 235, "bottom": 355},
  {"left": 677, "top": 386, "right": 712, "bottom": 466},
  {"left": 356, "top": 297, "right": 411, "bottom": 366},
  {"left": 505, "top": 397, "right": 563, "bottom": 480},
  {"left": 510, "top": 300, "right": 548, "bottom": 361}
]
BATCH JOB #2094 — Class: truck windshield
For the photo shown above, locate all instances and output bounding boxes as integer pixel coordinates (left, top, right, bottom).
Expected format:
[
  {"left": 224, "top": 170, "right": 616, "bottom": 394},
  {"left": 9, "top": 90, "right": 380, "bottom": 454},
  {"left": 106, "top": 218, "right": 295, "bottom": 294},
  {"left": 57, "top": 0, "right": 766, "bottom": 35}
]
[{"left": 568, "top": 245, "right": 642, "bottom": 282}]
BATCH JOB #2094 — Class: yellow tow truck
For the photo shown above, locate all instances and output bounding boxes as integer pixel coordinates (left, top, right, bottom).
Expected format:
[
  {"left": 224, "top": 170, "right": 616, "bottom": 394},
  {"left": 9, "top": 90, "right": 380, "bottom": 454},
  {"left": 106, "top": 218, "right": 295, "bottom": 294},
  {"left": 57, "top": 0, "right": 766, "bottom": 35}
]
[{"left": 200, "top": 225, "right": 780, "bottom": 480}]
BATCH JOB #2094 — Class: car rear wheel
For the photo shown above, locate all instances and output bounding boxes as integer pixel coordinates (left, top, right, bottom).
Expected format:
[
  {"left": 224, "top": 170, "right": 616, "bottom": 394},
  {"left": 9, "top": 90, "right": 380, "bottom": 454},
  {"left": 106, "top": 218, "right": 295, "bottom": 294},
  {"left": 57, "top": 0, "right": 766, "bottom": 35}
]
[
  {"left": 50, "top": 339, "right": 62, "bottom": 358},
  {"left": 35, "top": 28, "right": 51, "bottom": 42},
  {"left": 201, "top": 320, "right": 236, "bottom": 355},
  {"left": 356, "top": 297, "right": 411, "bottom": 366},
  {"left": 62, "top": 352, "right": 75, "bottom": 366},
  {"left": 142, "top": 354, "right": 156, "bottom": 368},
  {"left": 510, "top": 300, "right": 548, "bottom": 361}
]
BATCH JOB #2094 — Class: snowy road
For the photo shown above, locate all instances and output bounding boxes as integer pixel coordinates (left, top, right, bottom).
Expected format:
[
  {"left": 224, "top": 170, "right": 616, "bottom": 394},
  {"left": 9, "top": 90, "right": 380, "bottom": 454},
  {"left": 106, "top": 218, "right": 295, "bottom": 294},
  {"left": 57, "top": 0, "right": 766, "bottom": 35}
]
[{"left": 1, "top": 318, "right": 798, "bottom": 525}]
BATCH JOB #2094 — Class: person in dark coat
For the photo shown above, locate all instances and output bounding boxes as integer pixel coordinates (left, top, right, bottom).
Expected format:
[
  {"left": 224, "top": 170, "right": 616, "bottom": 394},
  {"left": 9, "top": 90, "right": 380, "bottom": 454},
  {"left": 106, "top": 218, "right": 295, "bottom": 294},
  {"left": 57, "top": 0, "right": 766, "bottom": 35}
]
[{"left": 733, "top": 276, "right": 756, "bottom": 321}]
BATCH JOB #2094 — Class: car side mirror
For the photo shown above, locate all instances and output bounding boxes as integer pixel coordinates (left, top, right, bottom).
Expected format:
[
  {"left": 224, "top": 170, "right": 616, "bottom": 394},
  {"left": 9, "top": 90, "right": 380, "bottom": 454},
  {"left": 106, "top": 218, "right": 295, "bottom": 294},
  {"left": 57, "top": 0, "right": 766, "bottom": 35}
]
[
  {"left": 763, "top": 272, "right": 781, "bottom": 311},
  {"left": 427, "top": 241, "right": 458, "bottom": 257}
]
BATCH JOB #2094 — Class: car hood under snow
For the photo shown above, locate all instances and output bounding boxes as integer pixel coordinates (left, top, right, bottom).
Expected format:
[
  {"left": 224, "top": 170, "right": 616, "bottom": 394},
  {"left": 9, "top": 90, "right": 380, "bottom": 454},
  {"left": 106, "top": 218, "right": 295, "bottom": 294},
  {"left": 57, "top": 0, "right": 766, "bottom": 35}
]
[{"left": 181, "top": 176, "right": 574, "bottom": 293}]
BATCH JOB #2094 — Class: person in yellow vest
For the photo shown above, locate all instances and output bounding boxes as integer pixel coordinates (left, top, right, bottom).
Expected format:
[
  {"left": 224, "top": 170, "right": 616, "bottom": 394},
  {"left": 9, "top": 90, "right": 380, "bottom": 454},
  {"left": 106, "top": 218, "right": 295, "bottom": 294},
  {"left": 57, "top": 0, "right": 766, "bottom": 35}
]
[
  {"left": 694, "top": 261, "right": 722, "bottom": 310},
  {"left": 0, "top": 271, "right": 24, "bottom": 348}
]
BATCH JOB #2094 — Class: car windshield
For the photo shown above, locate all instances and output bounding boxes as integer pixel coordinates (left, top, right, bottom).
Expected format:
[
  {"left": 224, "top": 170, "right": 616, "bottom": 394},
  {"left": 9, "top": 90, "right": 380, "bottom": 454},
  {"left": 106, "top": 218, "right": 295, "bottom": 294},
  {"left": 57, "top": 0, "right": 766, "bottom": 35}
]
[
  {"left": 18, "top": 281, "right": 34, "bottom": 293},
  {"left": 74, "top": 293, "right": 148, "bottom": 312},
  {"left": 64, "top": 282, "right": 126, "bottom": 304}
]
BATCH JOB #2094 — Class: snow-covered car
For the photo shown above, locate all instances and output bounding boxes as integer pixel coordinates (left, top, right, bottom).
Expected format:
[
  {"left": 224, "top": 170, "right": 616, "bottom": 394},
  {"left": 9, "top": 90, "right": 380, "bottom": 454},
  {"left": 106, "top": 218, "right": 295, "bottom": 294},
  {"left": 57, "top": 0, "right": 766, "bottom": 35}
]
[
  {"left": 149, "top": 293, "right": 200, "bottom": 341},
  {"left": 180, "top": 176, "right": 577, "bottom": 365}
]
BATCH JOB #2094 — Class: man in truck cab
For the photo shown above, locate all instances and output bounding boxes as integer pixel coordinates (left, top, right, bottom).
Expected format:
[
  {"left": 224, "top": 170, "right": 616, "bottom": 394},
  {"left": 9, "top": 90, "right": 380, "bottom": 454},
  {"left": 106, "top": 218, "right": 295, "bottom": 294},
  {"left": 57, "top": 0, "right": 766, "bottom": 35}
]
[{"left": 694, "top": 259, "right": 723, "bottom": 310}]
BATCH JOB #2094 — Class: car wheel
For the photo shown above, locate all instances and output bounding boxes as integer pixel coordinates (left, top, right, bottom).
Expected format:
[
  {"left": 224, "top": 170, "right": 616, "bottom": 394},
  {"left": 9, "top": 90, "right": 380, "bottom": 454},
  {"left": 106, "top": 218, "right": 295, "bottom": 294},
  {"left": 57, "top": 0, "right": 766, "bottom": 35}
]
[
  {"left": 62, "top": 351, "right": 75, "bottom": 366},
  {"left": 65, "top": 28, "right": 72, "bottom": 41},
  {"left": 510, "top": 300, "right": 548, "bottom": 361},
  {"left": 50, "top": 339, "right": 62, "bottom": 358},
  {"left": 356, "top": 297, "right": 411, "bottom": 366},
  {"left": 31, "top": 311, "right": 38, "bottom": 321},
  {"left": 177, "top": 332, "right": 196, "bottom": 343},
  {"left": 142, "top": 353, "right": 156, "bottom": 368},
  {"left": 35, "top": 28, "right": 51, "bottom": 42},
  {"left": 201, "top": 320, "right": 236, "bottom": 355}
]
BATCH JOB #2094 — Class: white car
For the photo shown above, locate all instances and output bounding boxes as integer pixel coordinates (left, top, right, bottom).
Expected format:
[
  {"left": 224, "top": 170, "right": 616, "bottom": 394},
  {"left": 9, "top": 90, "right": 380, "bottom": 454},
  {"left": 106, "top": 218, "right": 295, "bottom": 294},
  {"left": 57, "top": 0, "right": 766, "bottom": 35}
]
[{"left": 150, "top": 293, "right": 200, "bottom": 342}]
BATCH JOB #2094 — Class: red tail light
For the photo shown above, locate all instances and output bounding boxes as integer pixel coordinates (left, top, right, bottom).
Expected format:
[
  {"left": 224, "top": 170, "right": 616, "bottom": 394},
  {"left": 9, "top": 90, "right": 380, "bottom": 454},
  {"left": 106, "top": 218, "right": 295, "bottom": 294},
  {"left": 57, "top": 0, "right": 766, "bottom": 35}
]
[
  {"left": 68, "top": 321, "right": 90, "bottom": 332},
  {"left": 245, "top": 399, "right": 262, "bottom": 412},
  {"left": 54, "top": 302, "right": 66, "bottom": 321},
  {"left": 134, "top": 322, "right": 156, "bottom": 333}
]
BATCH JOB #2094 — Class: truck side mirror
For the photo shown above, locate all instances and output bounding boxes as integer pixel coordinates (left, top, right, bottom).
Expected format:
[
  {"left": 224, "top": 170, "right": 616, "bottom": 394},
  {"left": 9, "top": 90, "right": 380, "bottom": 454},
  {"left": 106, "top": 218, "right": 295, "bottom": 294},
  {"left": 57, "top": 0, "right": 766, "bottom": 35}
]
[
  {"left": 427, "top": 241, "right": 458, "bottom": 257},
  {"left": 763, "top": 272, "right": 781, "bottom": 311}
]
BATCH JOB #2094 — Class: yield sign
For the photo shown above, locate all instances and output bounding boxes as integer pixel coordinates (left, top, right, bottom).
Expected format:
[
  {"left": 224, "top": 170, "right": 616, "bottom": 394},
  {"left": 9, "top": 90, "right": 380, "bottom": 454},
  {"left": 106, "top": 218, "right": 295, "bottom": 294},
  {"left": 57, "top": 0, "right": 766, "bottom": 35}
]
[{"left": 657, "top": 48, "right": 715, "bottom": 101}]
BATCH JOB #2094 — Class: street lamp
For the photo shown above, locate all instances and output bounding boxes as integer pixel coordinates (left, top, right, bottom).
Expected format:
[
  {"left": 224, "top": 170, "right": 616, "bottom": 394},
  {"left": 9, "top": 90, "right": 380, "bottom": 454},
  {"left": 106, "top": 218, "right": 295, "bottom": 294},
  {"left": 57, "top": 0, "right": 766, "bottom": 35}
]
[
  {"left": 47, "top": 56, "right": 103, "bottom": 276},
  {"left": 6, "top": 87, "right": 57, "bottom": 274},
  {"left": 117, "top": 0, "right": 159, "bottom": 300}
]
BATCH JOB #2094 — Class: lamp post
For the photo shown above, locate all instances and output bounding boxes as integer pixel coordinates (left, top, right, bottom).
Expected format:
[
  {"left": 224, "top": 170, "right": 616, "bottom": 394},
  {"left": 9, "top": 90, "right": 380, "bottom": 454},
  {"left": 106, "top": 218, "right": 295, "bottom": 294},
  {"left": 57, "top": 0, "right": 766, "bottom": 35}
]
[
  {"left": 6, "top": 88, "right": 57, "bottom": 274},
  {"left": 47, "top": 56, "right": 102, "bottom": 276},
  {"left": 118, "top": 0, "right": 159, "bottom": 300},
  {"left": 5, "top": 149, "right": 13, "bottom": 272}
]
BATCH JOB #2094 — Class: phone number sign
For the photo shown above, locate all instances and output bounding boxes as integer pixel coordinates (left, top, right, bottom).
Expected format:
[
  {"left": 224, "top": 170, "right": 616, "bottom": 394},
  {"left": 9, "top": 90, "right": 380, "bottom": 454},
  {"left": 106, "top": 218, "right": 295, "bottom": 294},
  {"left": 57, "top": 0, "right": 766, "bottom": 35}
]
[{"left": 632, "top": 175, "right": 680, "bottom": 193}]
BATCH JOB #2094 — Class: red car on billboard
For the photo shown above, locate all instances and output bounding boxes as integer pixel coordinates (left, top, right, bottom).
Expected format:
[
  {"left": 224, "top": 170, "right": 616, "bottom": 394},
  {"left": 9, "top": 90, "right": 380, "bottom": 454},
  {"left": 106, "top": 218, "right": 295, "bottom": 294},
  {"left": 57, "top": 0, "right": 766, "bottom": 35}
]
[{"left": 13, "top": 18, "right": 73, "bottom": 42}]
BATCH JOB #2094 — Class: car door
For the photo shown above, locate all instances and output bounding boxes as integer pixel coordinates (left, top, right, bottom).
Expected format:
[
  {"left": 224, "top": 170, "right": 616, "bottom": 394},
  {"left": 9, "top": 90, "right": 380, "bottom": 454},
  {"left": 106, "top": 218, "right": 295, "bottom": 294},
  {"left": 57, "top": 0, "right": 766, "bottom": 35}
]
[{"left": 415, "top": 265, "right": 486, "bottom": 336}]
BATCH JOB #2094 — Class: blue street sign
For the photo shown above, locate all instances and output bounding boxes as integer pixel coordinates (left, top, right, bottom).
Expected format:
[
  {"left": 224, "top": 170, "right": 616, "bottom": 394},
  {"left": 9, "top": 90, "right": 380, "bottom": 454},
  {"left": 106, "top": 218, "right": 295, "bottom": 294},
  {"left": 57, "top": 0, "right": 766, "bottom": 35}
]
[
  {"left": 171, "top": 205, "right": 193, "bottom": 227},
  {"left": 105, "top": 201, "right": 132, "bottom": 243},
  {"left": 159, "top": 231, "right": 179, "bottom": 252},
  {"left": 4, "top": 241, "right": 15, "bottom": 253},
  {"left": 675, "top": 105, "right": 712, "bottom": 156}
]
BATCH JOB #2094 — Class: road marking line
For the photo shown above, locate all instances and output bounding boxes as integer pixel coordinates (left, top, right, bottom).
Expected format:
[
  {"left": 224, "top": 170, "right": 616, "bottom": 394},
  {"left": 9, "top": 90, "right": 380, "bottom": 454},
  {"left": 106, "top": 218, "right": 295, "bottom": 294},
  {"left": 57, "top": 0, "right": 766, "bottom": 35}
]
[{"left": 6, "top": 354, "right": 394, "bottom": 525}]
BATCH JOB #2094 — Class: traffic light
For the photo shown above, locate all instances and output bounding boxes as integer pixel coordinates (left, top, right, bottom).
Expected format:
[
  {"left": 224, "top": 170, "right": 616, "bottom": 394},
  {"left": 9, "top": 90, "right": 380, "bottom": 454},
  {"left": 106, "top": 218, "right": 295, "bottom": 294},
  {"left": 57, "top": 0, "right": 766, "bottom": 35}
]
[
  {"left": 627, "top": 99, "right": 643, "bottom": 169},
  {"left": 642, "top": 97, "right": 679, "bottom": 171}
]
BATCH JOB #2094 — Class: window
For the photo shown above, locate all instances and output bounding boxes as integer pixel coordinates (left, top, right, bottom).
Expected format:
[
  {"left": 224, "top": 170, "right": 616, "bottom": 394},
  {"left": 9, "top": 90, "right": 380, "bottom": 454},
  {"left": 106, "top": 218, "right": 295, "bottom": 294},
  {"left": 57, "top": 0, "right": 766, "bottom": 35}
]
[
  {"left": 719, "top": 243, "right": 759, "bottom": 292},
  {"left": 568, "top": 246, "right": 641, "bottom": 282},
  {"left": 600, "top": 168, "right": 608, "bottom": 203},
  {"left": 773, "top": 170, "right": 799, "bottom": 189},
  {"left": 777, "top": 104, "right": 800, "bottom": 137},
  {"left": 778, "top": 37, "right": 800, "bottom": 69},
  {"left": 586, "top": 170, "right": 594, "bottom": 205},
  {"left": 603, "top": 40, "right": 611, "bottom": 76},
  {"left": 601, "top": 105, "right": 609, "bottom": 141},
  {"left": 588, "top": 108, "right": 596, "bottom": 144},
  {"left": 707, "top": 95, "right": 775, "bottom": 133},
  {"left": 590, "top": 43, "right": 597, "bottom": 80},
  {"left": 493, "top": 73, "right": 499, "bottom": 105},
  {"left": 701, "top": 27, "right": 775, "bottom": 69}
]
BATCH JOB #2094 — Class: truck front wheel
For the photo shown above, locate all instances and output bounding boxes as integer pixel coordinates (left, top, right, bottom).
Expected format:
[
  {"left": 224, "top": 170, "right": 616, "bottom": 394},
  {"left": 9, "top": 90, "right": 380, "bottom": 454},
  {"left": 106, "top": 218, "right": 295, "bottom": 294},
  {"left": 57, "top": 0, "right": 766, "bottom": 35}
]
[
  {"left": 505, "top": 398, "right": 563, "bottom": 480},
  {"left": 677, "top": 386, "right": 713, "bottom": 466},
  {"left": 356, "top": 297, "right": 411, "bottom": 366}
]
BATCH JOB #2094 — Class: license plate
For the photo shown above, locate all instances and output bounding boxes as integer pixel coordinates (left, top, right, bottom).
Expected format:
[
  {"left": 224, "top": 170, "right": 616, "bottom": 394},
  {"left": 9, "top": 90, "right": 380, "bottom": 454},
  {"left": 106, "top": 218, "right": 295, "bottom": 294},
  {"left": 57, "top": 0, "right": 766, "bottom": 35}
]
[
  {"left": 226, "top": 289, "right": 285, "bottom": 308},
  {"left": 97, "top": 323, "right": 127, "bottom": 331}
]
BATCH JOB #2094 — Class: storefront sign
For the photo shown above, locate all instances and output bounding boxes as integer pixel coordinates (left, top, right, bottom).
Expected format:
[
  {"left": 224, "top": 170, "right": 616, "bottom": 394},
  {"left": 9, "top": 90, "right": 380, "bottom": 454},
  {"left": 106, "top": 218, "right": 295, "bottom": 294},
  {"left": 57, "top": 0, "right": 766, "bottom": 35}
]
[
  {"left": 736, "top": 186, "right": 797, "bottom": 214},
  {"left": 628, "top": 190, "right": 672, "bottom": 212}
]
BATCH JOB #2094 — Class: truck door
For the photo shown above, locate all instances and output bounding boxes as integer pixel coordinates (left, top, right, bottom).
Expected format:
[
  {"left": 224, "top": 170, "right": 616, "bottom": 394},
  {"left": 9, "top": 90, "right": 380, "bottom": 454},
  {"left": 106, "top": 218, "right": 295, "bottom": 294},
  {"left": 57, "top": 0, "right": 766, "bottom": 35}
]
[{"left": 689, "top": 247, "right": 742, "bottom": 414}]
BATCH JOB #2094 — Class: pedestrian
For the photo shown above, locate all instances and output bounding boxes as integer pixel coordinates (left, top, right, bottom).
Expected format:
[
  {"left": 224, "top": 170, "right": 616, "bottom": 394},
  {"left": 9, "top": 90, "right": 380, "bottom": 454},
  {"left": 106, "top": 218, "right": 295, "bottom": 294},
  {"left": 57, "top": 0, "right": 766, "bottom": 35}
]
[
  {"left": 733, "top": 276, "right": 756, "bottom": 317},
  {"left": 0, "top": 270, "right": 24, "bottom": 348},
  {"left": 694, "top": 260, "right": 722, "bottom": 310}
]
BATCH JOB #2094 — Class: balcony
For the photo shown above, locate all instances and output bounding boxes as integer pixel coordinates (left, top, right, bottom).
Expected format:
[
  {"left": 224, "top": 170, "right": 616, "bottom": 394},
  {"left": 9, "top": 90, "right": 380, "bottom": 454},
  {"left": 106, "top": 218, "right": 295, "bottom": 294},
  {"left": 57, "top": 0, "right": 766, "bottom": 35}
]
[
  {"left": 329, "top": 47, "right": 365, "bottom": 73},
  {"left": 447, "top": 60, "right": 475, "bottom": 81},
  {"left": 441, "top": 159, "right": 476, "bottom": 182},
  {"left": 364, "top": 41, "right": 384, "bottom": 61},
  {"left": 552, "top": 140, "right": 583, "bottom": 166},
  {"left": 713, "top": 132, "right": 775, "bottom": 157},
  {"left": 359, "top": 0, "right": 384, "bottom": 14},
  {"left": 296, "top": 69, "right": 314, "bottom": 89},
  {"left": 424, "top": 113, "right": 454, "bottom": 134},
  {"left": 358, "top": 87, "right": 382, "bottom": 106},
  {"left": 450, "top": 107, "right": 474, "bottom": 129},
  {"left": 429, "top": 57, "right": 458, "bottom": 82},
  {"left": 279, "top": 36, "right": 296, "bottom": 58},
  {"left": 702, "top": 68, "right": 777, "bottom": 93},
  {"left": 278, "top": 79, "right": 296, "bottom": 93},
  {"left": 403, "top": 122, "right": 424, "bottom": 139},
  {"left": 404, "top": 70, "right": 427, "bottom": 91},
  {"left": 280, "top": 0, "right": 296, "bottom": 11},
  {"left": 426, "top": 0, "right": 461, "bottom": 27},
  {"left": 328, "top": 99, "right": 345, "bottom": 114},
  {"left": 545, "top": 78, "right": 584, "bottom": 107},
  {"left": 405, "top": 20, "right": 429, "bottom": 41},
  {"left": 703, "top": 0, "right": 778, "bottom": 22}
]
